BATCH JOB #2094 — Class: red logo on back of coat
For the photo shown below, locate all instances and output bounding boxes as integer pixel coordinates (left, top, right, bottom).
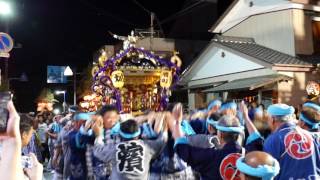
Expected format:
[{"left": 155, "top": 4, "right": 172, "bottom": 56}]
[
  {"left": 219, "top": 153, "right": 241, "bottom": 180},
  {"left": 284, "top": 130, "right": 314, "bottom": 159}
]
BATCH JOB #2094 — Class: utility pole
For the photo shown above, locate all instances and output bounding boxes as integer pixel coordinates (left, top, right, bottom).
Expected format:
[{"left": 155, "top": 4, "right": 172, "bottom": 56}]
[
  {"left": 73, "top": 69, "right": 77, "bottom": 105},
  {"left": 4, "top": 20, "right": 9, "bottom": 86},
  {"left": 150, "top": 12, "right": 155, "bottom": 50}
]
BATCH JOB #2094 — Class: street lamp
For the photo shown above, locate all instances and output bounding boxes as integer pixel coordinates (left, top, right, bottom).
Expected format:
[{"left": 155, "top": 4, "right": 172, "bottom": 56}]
[
  {"left": 55, "top": 90, "right": 66, "bottom": 112},
  {"left": 0, "top": 1, "right": 12, "bottom": 87},
  {"left": 53, "top": 108, "right": 60, "bottom": 115},
  {"left": 64, "top": 66, "right": 76, "bottom": 105},
  {"left": 0, "top": 1, "right": 12, "bottom": 16}
]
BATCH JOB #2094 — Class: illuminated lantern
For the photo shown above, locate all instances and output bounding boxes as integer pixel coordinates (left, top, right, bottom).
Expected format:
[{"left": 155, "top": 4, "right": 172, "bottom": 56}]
[
  {"left": 160, "top": 70, "right": 172, "bottom": 88},
  {"left": 98, "top": 51, "right": 108, "bottom": 67},
  {"left": 37, "top": 102, "right": 53, "bottom": 112},
  {"left": 111, "top": 70, "right": 125, "bottom": 88},
  {"left": 80, "top": 102, "right": 89, "bottom": 109},
  {"left": 98, "top": 56, "right": 107, "bottom": 67},
  {"left": 170, "top": 51, "right": 182, "bottom": 67},
  {"left": 306, "top": 81, "right": 320, "bottom": 96},
  {"left": 91, "top": 66, "right": 100, "bottom": 77},
  {"left": 153, "top": 87, "right": 158, "bottom": 94},
  {"left": 83, "top": 96, "right": 88, "bottom": 101},
  {"left": 47, "top": 103, "right": 53, "bottom": 111}
]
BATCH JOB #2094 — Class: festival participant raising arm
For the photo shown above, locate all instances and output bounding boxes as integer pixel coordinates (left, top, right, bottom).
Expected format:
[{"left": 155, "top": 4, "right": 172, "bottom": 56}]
[
  {"left": 173, "top": 115, "right": 244, "bottom": 179},
  {"left": 0, "top": 101, "right": 43, "bottom": 180},
  {"left": 239, "top": 101, "right": 264, "bottom": 151},
  {"left": 184, "top": 101, "right": 264, "bottom": 150},
  {"left": 92, "top": 111, "right": 168, "bottom": 180},
  {"left": 172, "top": 102, "right": 263, "bottom": 180},
  {"left": 0, "top": 101, "right": 24, "bottom": 180}
]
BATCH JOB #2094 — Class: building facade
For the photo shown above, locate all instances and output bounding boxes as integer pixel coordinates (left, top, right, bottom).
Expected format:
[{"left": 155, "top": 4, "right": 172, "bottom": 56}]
[{"left": 181, "top": 0, "right": 320, "bottom": 110}]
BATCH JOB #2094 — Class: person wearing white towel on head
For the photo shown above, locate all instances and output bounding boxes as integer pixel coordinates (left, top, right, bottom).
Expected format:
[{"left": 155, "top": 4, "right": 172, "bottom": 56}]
[{"left": 236, "top": 151, "right": 280, "bottom": 180}]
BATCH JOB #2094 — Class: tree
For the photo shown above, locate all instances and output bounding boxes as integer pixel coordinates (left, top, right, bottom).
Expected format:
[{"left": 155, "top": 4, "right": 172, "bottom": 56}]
[
  {"left": 77, "top": 64, "right": 94, "bottom": 99},
  {"left": 36, "top": 88, "right": 58, "bottom": 112},
  {"left": 36, "top": 88, "right": 58, "bottom": 103}
]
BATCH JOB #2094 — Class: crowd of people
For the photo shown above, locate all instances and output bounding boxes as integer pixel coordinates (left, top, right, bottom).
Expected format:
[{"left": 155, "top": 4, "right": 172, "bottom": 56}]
[{"left": 0, "top": 97, "right": 320, "bottom": 180}]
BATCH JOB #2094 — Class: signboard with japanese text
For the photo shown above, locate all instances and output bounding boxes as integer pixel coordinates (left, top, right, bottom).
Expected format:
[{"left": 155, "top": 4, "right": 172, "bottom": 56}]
[{"left": 160, "top": 70, "right": 172, "bottom": 88}]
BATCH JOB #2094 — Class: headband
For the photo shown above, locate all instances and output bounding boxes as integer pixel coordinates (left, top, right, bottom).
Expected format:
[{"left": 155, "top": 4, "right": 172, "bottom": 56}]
[
  {"left": 207, "top": 118, "right": 218, "bottom": 126},
  {"left": 207, "top": 100, "right": 222, "bottom": 111},
  {"left": 181, "top": 120, "right": 196, "bottom": 135},
  {"left": 215, "top": 124, "right": 244, "bottom": 133},
  {"left": 236, "top": 157, "right": 280, "bottom": 180},
  {"left": 300, "top": 113, "right": 320, "bottom": 130},
  {"left": 267, "top": 104, "right": 294, "bottom": 116},
  {"left": 110, "top": 122, "right": 120, "bottom": 136},
  {"left": 303, "top": 102, "right": 320, "bottom": 112},
  {"left": 220, "top": 102, "right": 237, "bottom": 111},
  {"left": 119, "top": 128, "right": 141, "bottom": 139},
  {"left": 74, "top": 113, "right": 92, "bottom": 121}
]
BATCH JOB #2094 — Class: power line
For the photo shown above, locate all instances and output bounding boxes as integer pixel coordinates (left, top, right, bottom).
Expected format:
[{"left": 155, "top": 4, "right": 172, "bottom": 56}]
[
  {"left": 154, "top": 15, "right": 165, "bottom": 37},
  {"left": 132, "top": 0, "right": 151, "bottom": 14},
  {"left": 131, "top": 0, "right": 165, "bottom": 37},
  {"left": 160, "top": 1, "right": 204, "bottom": 25},
  {"left": 79, "top": 0, "right": 136, "bottom": 27}
]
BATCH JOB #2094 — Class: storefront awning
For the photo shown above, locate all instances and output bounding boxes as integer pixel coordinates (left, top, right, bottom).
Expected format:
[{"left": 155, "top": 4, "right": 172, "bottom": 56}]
[
  {"left": 182, "top": 84, "right": 213, "bottom": 90},
  {"left": 182, "top": 82, "right": 226, "bottom": 90},
  {"left": 203, "top": 74, "right": 291, "bottom": 92}
]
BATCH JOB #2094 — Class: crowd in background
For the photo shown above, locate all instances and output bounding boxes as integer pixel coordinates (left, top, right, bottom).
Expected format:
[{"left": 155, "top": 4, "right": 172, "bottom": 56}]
[{"left": 1, "top": 97, "right": 320, "bottom": 180}]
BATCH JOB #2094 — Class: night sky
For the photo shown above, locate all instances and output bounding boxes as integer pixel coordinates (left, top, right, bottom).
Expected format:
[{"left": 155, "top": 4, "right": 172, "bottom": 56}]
[{"left": 3, "top": 0, "right": 232, "bottom": 112}]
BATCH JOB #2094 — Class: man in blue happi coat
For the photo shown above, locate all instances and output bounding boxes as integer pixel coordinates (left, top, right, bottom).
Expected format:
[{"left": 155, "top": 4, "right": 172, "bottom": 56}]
[
  {"left": 172, "top": 102, "right": 263, "bottom": 180},
  {"left": 264, "top": 103, "right": 320, "bottom": 179},
  {"left": 149, "top": 103, "right": 197, "bottom": 180},
  {"left": 236, "top": 151, "right": 280, "bottom": 180},
  {"left": 189, "top": 99, "right": 221, "bottom": 135}
]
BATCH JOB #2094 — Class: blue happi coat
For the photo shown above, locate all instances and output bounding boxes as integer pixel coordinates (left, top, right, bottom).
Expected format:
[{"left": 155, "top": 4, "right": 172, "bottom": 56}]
[
  {"left": 174, "top": 133, "right": 262, "bottom": 180},
  {"left": 264, "top": 123, "right": 320, "bottom": 180},
  {"left": 189, "top": 118, "right": 207, "bottom": 135},
  {"left": 75, "top": 122, "right": 156, "bottom": 180},
  {"left": 150, "top": 120, "right": 196, "bottom": 175},
  {"left": 69, "top": 130, "right": 88, "bottom": 180},
  {"left": 75, "top": 122, "right": 121, "bottom": 180}
]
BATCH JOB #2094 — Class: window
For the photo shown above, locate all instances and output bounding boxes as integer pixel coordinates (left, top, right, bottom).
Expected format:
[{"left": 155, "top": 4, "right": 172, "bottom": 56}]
[
  {"left": 312, "top": 20, "right": 320, "bottom": 54},
  {"left": 291, "top": 0, "right": 320, "bottom": 5}
]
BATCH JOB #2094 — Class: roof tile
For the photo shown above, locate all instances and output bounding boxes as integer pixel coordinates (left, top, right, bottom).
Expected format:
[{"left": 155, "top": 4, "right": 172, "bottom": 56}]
[{"left": 213, "top": 35, "right": 312, "bottom": 66}]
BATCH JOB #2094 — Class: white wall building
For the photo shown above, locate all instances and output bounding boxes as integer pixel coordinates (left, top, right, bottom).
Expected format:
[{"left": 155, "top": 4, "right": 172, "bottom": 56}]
[{"left": 180, "top": 0, "right": 319, "bottom": 109}]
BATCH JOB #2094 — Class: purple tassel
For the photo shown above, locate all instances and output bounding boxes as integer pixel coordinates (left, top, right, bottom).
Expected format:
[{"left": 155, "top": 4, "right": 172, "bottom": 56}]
[
  {"left": 115, "top": 90, "right": 122, "bottom": 112},
  {"left": 159, "top": 88, "right": 169, "bottom": 110}
]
